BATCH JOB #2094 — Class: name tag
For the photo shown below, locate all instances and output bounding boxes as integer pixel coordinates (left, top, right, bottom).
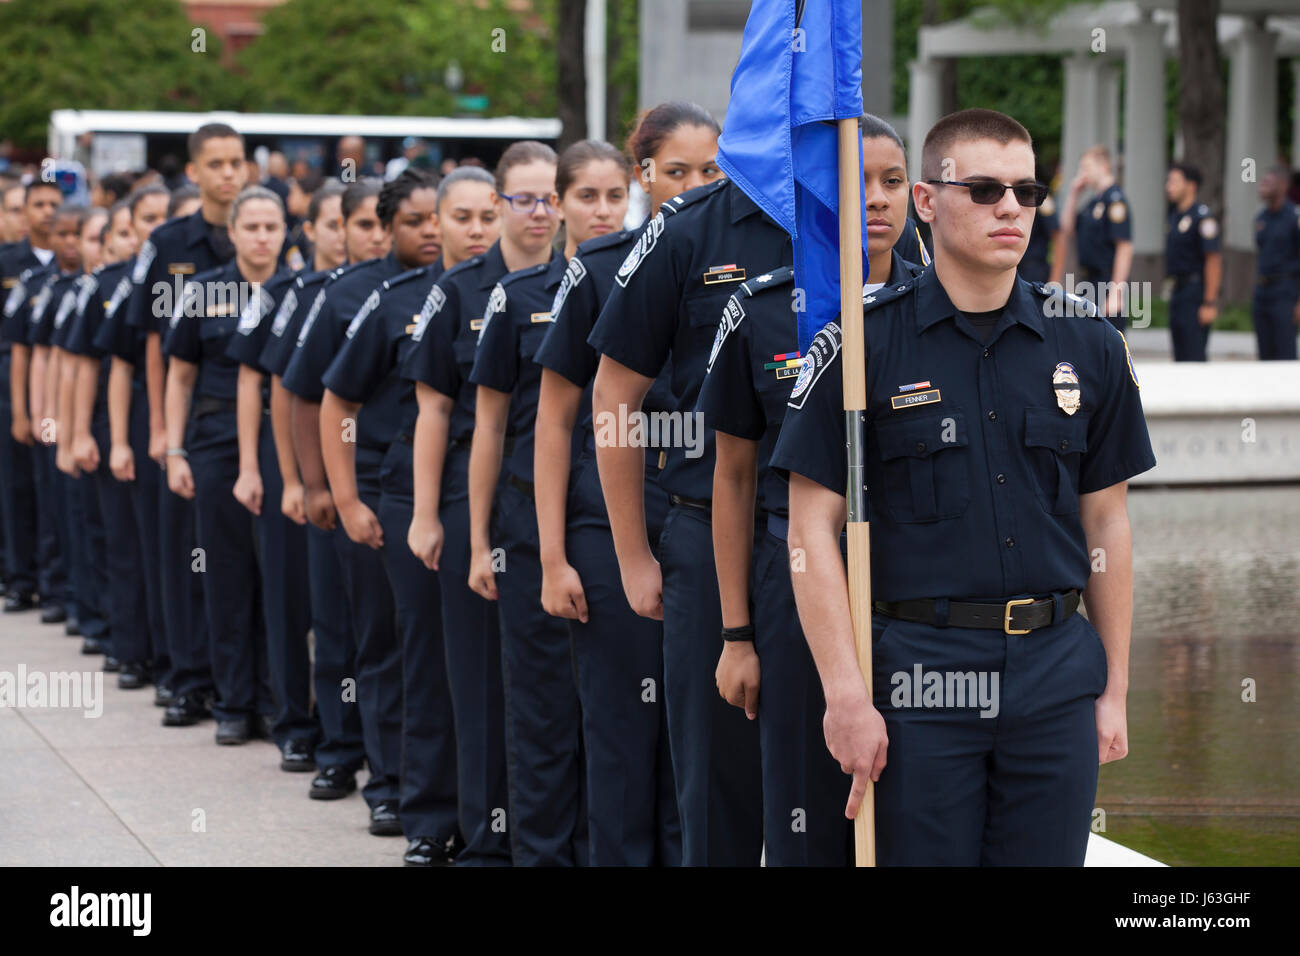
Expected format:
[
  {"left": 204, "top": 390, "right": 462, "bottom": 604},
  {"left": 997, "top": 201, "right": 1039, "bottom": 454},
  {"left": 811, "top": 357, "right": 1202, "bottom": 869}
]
[
  {"left": 889, "top": 388, "right": 941, "bottom": 410},
  {"left": 2, "top": 278, "right": 16, "bottom": 289},
  {"left": 469, "top": 318, "right": 484, "bottom": 331},
  {"left": 207, "top": 302, "right": 236, "bottom": 317},
  {"left": 776, "top": 366, "right": 799, "bottom": 380},
  {"left": 530, "top": 311, "right": 553, "bottom": 323},
  {"left": 169, "top": 263, "right": 196, "bottom": 276},
  {"left": 702, "top": 265, "right": 746, "bottom": 285}
]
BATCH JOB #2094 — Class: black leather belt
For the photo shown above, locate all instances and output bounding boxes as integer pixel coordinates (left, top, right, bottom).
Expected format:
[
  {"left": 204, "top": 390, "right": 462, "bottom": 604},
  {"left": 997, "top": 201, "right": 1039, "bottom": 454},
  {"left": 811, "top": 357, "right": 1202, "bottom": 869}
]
[
  {"left": 507, "top": 473, "right": 533, "bottom": 498},
  {"left": 192, "top": 396, "right": 236, "bottom": 419},
  {"left": 1171, "top": 273, "right": 1202, "bottom": 288},
  {"left": 873, "top": 590, "right": 1080, "bottom": 635},
  {"left": 670, "top": 493, "right": 711, "bottom": 515},
  {"left": 1258, "top": 273, "right": 1297, "bottom": 286}
]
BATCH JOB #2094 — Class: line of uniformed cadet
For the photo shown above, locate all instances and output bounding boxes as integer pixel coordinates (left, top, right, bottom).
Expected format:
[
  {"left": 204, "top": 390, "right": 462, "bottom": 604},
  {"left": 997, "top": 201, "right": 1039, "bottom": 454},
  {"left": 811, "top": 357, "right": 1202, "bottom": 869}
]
[{"left": 0, "top": 102, "right": 1275, "bottom": 866}]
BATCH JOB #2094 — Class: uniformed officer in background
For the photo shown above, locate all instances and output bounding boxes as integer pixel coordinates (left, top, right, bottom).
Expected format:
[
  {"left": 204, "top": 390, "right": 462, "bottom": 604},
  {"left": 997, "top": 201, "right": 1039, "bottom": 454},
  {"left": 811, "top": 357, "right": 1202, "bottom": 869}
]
[
  {"left": 1060, "top": 145, "right": 1131, "bottom": 329},
  {"left": 1023, "top": 165, "right": 1061, "bottom": 285},
  {"left": 1252, "top": 164, "right": 1300, "bottom": 361},
  {"left": 773, "top": 109, "right": 1154, "bottom": 866},
  {"left": 1164, "top": 163, "right": 1222, "bottom": 362}
]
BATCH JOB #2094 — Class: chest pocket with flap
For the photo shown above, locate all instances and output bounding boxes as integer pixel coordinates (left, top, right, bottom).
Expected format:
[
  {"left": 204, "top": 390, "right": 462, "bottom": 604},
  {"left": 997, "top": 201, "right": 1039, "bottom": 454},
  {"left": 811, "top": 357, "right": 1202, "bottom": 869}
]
[
  {"left": 1023, "top": 406, "right": 1089, "bottom": 514},
  {"left": 873, "top": 408, "right": 970, "bottom": 522}
]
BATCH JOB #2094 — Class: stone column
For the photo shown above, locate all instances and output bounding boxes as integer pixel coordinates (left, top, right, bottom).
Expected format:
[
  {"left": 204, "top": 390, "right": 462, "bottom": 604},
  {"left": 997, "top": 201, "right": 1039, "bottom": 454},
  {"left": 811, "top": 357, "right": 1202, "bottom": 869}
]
[
  {"left": 1123, "top": 16, "right": 1167, "bottom": 268},
  {"left": 907, "top": 57, "right": 943, "bottom": 184}
]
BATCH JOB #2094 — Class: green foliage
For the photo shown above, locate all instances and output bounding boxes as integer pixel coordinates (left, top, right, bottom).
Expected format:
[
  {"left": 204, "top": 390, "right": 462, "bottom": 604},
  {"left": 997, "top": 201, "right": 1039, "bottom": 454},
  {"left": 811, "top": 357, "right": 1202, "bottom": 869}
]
[
  {"left": 0, "top": 0, "right": 233, "bottom": 148},
  {"left": 239, "top": 0, "right": 557, "bottom": 118}
]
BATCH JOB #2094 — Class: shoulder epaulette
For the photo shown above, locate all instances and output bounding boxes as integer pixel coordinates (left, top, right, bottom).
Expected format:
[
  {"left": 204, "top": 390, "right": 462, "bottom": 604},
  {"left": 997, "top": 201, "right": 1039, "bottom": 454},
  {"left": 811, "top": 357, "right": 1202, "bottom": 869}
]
[
  {"left": 500, "top": 262, "right": 550, "bottom": 288},
  {"left": 863, "top": 277, "right": 918, "bottom": 313},
  {"left": 1031, "top": 281, "right": 1100, "bottom": 318},
  {"left": 739, "top": 266, "right": 795, "bottom": 298},
  {"left": 383, "top": 264, "right": 435, "bottom": 292},
  {"left": 576, "top": 229, "right": 634, "bottom": 255},
  {"left": 661, "top": 178, "right": 729, "bottom": 216}
]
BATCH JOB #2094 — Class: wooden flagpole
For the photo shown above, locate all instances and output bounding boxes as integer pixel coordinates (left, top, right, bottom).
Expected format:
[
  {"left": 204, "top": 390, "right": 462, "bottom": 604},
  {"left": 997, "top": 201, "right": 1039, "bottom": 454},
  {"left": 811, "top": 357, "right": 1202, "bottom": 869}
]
[{"left": 836, "top": 117, "right": 875, "bottom": 867}]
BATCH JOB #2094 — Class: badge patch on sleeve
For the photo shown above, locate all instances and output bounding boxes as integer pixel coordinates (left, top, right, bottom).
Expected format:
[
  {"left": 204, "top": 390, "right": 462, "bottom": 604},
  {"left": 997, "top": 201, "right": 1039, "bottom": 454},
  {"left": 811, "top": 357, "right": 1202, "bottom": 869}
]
[
  {"left": 345, "top": 288, "right": 381, "bottom": 339},
  {"left": 706, "top": 295, "right": 745, "bottom": 371},
  {"left": 131, "top": 241, "right": 156, "bottom": 284},
  {"left": 410, "top": 283, "right": 446, "bottom": 341},
  {"left": 614, "top": 212, "right": 664, "bottom": 288},
  {"left": 788, "top": 323, "right": 841, "bottom": 411},
  {"left": 477, "top": 284, "right": 507, "bottom": 342},
  {"left": 1107, "top": 201, "right": 1127, "bottom": 224},
  {"left": 1199, "top": 217, "right": 1218, "bottom": 240},
  {"left": 1053, "top": 361, "right": 1081, "bottom": 415},
  {"left": 105, "top": 276, "right": 133, "bottom": 318},
  {"left": 549, "top": 255, "right": 587, "bottom": 318},
  {"left": 270, "top": 288, "right": 298, "bottom": 337},
  {"left": 296, "top": 289, "right": 328, "bottom": 346}
]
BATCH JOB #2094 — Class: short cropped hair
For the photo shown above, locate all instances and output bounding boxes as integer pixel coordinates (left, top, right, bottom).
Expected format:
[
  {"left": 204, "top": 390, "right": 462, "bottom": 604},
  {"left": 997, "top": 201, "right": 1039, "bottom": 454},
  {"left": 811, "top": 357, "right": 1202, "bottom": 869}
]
[
  {"left": 188, "top": 122, "right": 244, "bottom": 161},
  {"left": 921, "top": 109, "right": 1033, "bottom": 182},
  {"left": 1169, "top": 162, "right": 1201, "bottom": 186}
]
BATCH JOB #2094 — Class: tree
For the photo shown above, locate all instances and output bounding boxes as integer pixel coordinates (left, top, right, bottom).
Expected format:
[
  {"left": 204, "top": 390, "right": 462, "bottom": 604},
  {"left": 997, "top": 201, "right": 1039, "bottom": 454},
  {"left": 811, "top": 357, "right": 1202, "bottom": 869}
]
[
  {"left": 1177, "top": 0, "right": 1224, "bottom": 215},
  {"left": 556, "top": 0, "right": 587, "bottom": 148},
  {"left": 239, "top": 0, "right": 557, "bottom": 119},
  {"left": 0, "top": 0, "right": 233, "bottom": 149}
]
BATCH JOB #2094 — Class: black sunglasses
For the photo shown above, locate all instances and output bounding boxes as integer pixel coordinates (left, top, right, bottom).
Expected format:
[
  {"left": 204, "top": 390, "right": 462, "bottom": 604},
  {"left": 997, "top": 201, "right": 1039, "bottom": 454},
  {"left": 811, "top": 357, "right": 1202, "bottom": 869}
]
[{"left": 925, "top": 179, "right": 1051, "bottom": 207}]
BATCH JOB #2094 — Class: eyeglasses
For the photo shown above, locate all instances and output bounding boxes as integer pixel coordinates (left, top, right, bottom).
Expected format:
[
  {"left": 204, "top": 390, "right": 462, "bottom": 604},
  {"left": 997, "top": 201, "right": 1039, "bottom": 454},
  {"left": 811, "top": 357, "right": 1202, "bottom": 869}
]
[
  {"left": 925, "top": 179, "right": 1051, "bottom": 207},
  {"left": 498, "top": 192, "right": 555, "bottom": 214}
]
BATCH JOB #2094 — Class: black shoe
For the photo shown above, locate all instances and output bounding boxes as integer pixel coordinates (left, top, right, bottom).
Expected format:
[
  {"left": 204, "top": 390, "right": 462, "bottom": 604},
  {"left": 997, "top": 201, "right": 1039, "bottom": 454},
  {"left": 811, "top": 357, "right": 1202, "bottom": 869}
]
[
  {"left": 163, "top": 692, "right": 211, "bottom": 727},
  {"left": 369, "top": 800, "right": 403, "bottom": 836},
  {"left": 118, "top": 663, "right": 152, "bottom": 690},
  {"left": 403, "top": 834, "right": 464, "bottom": 867},
  {"left": 80, "top": 636, "right": 108, "bottom": 655},
  {"left": 153, "top": 684, "right": 175, "bottom": 707},
  {"left": 255, "top": 714, "right": 275, "bottom": 740},
  {"left": 280, "top": 738, "right": 316, "bottom": 773},
  {"left": 215, "top": 718, "right": 252, "bottom": 745},
  {"left": 40, "top": 605, "right": 67, "bottom": 625},
  {"left": 65, "top": 621, "right": 82, "bottom": 636},
  {"left": 4, "top": 593, "right": 36, "bottom": 613},
  {"left": 309, "top": 766, "right": 357, "bottom": 800},
  {"left": 102, "top": 655, "right": 121, "bottom": 673}
]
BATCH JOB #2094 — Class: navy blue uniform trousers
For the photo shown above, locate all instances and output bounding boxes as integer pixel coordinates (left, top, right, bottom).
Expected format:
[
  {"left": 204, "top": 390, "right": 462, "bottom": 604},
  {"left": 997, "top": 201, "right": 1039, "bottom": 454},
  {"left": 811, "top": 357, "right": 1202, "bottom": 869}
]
[
  {"left": 32, "top": 444, "right": 68, "bottom": 611},
  {"left": 333, "top": 479, "right": 403, "bottom": 808},
  {"left": 1170, "top": 278, "right": 1209, "bottom": 362},
  {"left": 306, "top": 522, "right": 364, "bottom": 772},
  {"left": 659, "top": 502, "right": 763, "bottom": 866},
  {"left": 755, "top": 518, "right": 853, "bottom": 866},
  {"left": 159, "top": 451, "right": 211, "bottom": 699},
  {"left": 187, "top": 410, "right": 272, "bottom": 723},
  {"left": 871, "top": 610, "right": 1106, "bottom": 866},
  {"left": 64, "top": 464, "right": 109, "bottom": 640},
  {"left": 1252, "top": 277, "right": 1299, "bottom": 360},
  {"left": 494, "top": 477, "right": 586, "bottom": 866},
  {"left": 377, "top": 439, "right": 459, "bottom": 842},
  {"left": 255, "top": 422, "right": 316, "bottom": 746},
  {"left": 433, "top": 443, "right": 510, "bottom": 866},
  {"left": 567, "top": 453, "right": 680, "bottom": 866},
  {"left": 125, "top": 385, "right": 170, "bottom": 685},
  {"left": 92, "top": 416, "right": 149, "bottom": 665},
  {"left": 0, "top": 353, "right": 39, "bottom": 598}
]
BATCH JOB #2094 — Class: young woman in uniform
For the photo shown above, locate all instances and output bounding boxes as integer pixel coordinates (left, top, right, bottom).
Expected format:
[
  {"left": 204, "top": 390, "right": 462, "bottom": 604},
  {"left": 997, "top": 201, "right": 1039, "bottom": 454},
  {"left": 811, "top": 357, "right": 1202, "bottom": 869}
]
[
  {"left": 400, "top": 142, "right": 557, "bottom": 865},
  {"left": 531, "top": 103, "right": 724, "bottom": 865}
]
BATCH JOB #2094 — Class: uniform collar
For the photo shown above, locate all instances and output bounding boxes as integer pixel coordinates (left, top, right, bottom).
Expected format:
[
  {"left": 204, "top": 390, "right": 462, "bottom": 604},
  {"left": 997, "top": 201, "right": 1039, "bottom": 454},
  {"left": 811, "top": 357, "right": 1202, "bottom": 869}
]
[
  {"left": 729, "top": 180, "right": 780, "bottom": 227},
  {"left": 914, "top": 268, "right": 1044, "bottom": 339},
  {"left": 479, "top": 241, "right": 508, "bottom": 290},
  {"left": 544, "top": 251, "right": 567, "bottom": 289},
  {"left": 182, "top": 209, "right": 215, "bottom": 249}
]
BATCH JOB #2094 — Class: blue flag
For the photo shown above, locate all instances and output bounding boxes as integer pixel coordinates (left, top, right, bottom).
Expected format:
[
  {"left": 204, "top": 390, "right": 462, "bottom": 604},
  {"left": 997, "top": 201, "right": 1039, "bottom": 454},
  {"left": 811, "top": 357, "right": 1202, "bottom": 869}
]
[{"left": 716, "top": 0, "right": 866, "bottom": 352}]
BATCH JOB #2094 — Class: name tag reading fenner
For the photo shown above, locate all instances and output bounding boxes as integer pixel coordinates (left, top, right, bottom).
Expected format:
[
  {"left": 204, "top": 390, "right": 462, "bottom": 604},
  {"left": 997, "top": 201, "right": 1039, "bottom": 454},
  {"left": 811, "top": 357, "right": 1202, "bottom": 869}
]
[{"left": 890, "top": 388, "right": 941, "bottom": 410}]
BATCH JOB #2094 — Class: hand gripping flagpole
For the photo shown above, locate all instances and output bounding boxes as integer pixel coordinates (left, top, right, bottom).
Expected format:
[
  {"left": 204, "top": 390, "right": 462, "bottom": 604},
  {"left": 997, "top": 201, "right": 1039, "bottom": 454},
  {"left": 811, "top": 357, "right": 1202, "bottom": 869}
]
[{"left": 836, "top": 117, "right": 874, "bottom": 867}]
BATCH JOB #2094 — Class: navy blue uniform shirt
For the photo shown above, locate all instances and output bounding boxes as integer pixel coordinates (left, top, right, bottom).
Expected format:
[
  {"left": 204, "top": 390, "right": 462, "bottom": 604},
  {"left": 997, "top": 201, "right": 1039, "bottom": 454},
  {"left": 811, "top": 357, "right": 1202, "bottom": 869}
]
[
  {"left": 534, "top": 229, "right": 677, "bottom": 448},
  {"left": 27, "top": 270, "right": 78, "bottom": 348},
  {"left": 163, "top": 261, "right": 281, "bottom": 404},
  {"left": 699, "top": 251, "right": 927, "bottom": 519},
  {"left": 50, "top": 272, "right": 94, "bottom": 350},
  {"left": 1165, "top": 202, "right": 1220, "bottom": 278},
  {"left": 1, "top": 240, "right": 53, "bottom": 352},
  {"left": 91, "top": 256, "right": 147, "bottom": 385},
  {"left": 398, "top": 241, "right": 511, "bottom": 446},
  {"left": 468, "top": 254, "right": 562, "bottom": 483},
  {"left": 321, "top": 260, "right": 446, "bottom": 444},
  {"left": 281, "top": 252, "right": 402, "bottom": 402},
  {"left": 1019, "top": 193, "right": 1059, "bottom": 284},
  {"left": 1075, "top": 184, "right": 1131, "bottom": 276},
  {"left": 770, "top": 268, "right": 1156, "bottom": 602},
  {"left": 226, "top": 270, "right": 301, "bottom": 375},
  {"left": 258, "top": 267, "right": 336, "bottom": 378},
  {"left": 1, "top": 262, "right": 55, "bottom": 349},
  {"left": 127, "top": 210, "right": 236, "bottom": 337},
  {"left": 587, "top": 178, "right": 793, "bottom": 500},
  {"left": 64, "top": 262, "right": 134, "bottom": 413},
  {"left": 1254, "top": 200, "right": 1300, "bottom": 278}
]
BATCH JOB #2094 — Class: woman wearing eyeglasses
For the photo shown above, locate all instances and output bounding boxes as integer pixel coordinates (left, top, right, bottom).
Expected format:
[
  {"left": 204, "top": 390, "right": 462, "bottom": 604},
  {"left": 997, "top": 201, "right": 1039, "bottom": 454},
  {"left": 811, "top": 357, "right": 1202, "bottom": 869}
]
[{"left": 399, "top": 141, "right": 558, "bottom": 865}]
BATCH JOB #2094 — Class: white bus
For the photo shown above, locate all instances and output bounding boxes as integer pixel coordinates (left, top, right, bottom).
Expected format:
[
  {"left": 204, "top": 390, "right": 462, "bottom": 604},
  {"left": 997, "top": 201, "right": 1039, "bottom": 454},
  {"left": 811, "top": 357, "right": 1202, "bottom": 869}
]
[{"left": 48, "top": 109, "right": 562, "bottom": 178}]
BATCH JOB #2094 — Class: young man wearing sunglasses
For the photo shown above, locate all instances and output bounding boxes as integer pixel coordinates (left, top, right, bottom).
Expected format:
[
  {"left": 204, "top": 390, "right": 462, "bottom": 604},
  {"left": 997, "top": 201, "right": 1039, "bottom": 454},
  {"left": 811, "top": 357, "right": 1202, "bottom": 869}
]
[{"left": 772, "top": 109, "right": 1155, "bottom": 866}]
